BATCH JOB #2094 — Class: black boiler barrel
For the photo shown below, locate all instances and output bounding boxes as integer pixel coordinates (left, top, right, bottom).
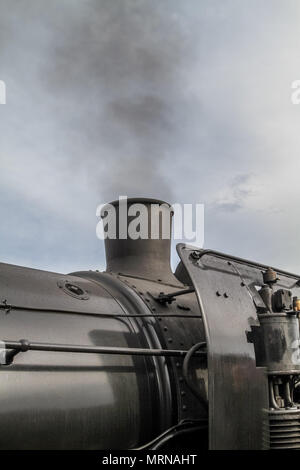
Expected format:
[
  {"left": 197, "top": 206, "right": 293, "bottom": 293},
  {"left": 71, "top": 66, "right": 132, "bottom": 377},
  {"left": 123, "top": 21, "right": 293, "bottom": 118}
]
[{"left": 0, "top": 263, "right": 174, "bottom": 449}]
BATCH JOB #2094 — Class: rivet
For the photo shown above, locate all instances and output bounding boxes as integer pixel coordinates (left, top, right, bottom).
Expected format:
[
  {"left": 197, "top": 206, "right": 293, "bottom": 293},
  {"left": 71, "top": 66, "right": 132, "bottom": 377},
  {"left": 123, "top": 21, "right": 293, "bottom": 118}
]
[
  {"left": 163, "top": 326, "right": 168, "bottom": 332},
  {"left": 224, "top": 293, "right": 229, "bottom": 298},
  {"left": 182, "top": 405, "right": 187, "bottom": 411},
  {"left": 181, "top": 391, "right": 186, "bottom": 397},
  {"left": 168, "top": 338, "right": 173, "bottom": 343},
  {"left": 216, "top": 291, "right": 221, "bottom": 296}
]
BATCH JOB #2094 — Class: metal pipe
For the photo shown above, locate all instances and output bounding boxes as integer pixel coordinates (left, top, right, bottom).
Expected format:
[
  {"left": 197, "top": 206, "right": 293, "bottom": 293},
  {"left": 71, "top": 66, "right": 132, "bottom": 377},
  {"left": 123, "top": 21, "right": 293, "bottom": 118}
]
[
  {"left": 0, "top": 303, "right": 201, "bottom": 319},
  {"left": 150, "top": 425, "right": 207, "bottom": 450},
  {"left": 269, "top": 379, "right": 280, "bottom": 409},
  {"left": 2, "top": 339, "right": 207, "bottom": 358},
  {"left": 284, "top": 380, "right": 293, "bottom": 406},
  {"left": 133, "top": 419, "right": 208, "bottom": 451}
]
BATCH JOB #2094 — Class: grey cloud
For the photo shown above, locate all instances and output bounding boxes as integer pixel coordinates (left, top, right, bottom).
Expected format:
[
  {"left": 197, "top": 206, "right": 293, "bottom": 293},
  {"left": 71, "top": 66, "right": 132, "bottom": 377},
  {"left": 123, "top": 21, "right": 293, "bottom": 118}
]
[{"left": 211, "top": 174, "right": 255, "bottom": 212}]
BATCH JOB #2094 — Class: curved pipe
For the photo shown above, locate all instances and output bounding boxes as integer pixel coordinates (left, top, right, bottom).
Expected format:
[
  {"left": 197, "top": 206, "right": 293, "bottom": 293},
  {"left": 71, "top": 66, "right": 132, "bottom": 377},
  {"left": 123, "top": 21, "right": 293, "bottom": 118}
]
[
  {"left": 182, "top": 342, "right": 208, "bottom": 411},
  {"left": 269, "top": 379, "right": 280, "bottom": 410},
  {"left": 134, "top": 419, "right": 207, "bottom": 450}
]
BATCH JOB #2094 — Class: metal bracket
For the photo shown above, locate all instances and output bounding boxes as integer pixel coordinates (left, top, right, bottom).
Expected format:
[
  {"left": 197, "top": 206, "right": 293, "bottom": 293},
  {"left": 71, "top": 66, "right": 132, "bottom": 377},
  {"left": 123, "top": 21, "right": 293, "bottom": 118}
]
[
  {"left": 1, "top": 299, "right": 11, "bottom": 314},
  {"left": 150, "top": 287, "right": 195, "bottom": 305}
]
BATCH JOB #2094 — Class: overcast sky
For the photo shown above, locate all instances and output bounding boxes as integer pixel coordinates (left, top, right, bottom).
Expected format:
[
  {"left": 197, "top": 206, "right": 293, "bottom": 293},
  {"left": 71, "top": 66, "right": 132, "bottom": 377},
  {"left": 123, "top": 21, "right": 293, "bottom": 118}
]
[{"left": 1, "top": 0, "right": 300, "bottom": 274}]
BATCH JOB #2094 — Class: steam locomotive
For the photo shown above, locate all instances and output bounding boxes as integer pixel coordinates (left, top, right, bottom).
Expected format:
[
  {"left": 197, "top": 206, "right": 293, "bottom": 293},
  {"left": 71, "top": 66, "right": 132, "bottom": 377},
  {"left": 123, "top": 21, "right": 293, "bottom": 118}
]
[{"left": 0, "top": 198, "right": 300, "bottom": 450}]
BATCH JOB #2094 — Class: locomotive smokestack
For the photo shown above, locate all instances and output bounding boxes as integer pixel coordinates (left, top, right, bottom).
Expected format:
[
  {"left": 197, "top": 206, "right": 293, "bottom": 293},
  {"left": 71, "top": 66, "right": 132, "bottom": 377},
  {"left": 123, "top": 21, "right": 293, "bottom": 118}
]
[{"left": 102, "top": 198, "right": 175, "bottom": 283}]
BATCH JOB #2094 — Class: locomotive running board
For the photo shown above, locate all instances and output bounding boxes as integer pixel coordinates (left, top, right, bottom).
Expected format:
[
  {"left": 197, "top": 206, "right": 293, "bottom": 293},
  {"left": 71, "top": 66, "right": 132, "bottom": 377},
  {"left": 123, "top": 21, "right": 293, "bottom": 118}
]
[{"left": 177, "top": 244, "right": 269, "bottom": 450}]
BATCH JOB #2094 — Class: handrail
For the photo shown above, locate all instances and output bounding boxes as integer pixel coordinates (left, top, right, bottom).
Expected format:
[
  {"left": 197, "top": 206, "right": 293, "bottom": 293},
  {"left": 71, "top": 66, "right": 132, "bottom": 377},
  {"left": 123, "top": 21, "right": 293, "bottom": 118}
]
[
  {"left": 0, "top": 302, "right": 201, "bottom": 319},
  {"left": 0, "top": 339, "right": 207, "bottom": 365}
]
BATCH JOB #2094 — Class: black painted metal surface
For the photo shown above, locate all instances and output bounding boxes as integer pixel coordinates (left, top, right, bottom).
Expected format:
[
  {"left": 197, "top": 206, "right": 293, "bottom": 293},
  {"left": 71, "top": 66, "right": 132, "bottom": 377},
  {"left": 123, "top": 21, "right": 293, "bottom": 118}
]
[
  {"left": 177, "top": 244, "right": 270, "bottom": 450},
  {"left": 0, "top": 263, "right": 164, "bottom": 449},
  {"left": 76, "top": 271, "right": 208, "bottom": 427},
  {"left": 0, "top": 259, "right": 207, "bottom": 449}
]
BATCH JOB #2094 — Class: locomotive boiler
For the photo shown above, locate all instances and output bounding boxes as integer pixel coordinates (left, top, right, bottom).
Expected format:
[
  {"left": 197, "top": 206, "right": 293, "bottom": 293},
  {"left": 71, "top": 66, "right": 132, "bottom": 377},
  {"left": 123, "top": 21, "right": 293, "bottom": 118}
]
[{"left": 1, "top": 198, "right": 300, "bottom": 450}]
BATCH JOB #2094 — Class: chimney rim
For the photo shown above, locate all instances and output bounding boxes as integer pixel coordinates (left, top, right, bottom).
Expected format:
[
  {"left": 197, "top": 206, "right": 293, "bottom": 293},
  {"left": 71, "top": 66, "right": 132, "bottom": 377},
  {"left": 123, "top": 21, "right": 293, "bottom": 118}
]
[{"left": 103, "top": 197, "right": 172, "bottom": 210}]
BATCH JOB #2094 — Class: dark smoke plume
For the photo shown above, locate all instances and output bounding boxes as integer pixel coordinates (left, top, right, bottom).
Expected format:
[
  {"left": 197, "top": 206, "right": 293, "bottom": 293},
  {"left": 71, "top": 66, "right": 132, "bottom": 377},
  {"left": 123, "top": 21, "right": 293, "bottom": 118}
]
[{"left": 42, "top": 0, "right": 191, "bottom": 202}]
